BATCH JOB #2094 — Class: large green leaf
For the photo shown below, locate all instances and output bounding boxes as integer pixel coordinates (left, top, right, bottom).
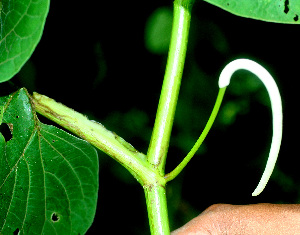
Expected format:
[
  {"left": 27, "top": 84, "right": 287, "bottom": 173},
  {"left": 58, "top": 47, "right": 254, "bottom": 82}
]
[
  {"left": 0, "top": 88, "right": 99, "bottom": 234},
  {"left": 203, "top": 0, "right": 300, "bottom": 24},
  {"left": 0, "top": 0, "right": 50, "bottom": 83}
]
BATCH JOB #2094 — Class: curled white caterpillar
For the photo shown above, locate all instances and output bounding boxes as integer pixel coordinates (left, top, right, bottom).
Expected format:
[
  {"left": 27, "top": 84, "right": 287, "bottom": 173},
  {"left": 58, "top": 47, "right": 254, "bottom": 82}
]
[{"left": 219, "top": 59, "right": 283, "bottom": 196}]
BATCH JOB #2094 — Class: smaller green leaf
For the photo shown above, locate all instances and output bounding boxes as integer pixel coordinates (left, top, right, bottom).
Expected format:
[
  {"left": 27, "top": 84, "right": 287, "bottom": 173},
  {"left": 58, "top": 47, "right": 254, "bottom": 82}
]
[
  {"left": 0, "top": 0, "right": 50, "bottom": 83},
  {"left": 203, "top": 0, "right": 300, "bottom": 24},
  {"left": 0, "top": 88, "right": 99, "bottom": 234}
]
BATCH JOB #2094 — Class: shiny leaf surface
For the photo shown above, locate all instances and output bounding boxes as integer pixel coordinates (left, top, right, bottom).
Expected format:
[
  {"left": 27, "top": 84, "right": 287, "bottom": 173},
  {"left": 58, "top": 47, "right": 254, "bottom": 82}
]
[
  {"left": 0, "top": 0, "right": 50, "bottom": 82},
  {"left": 203, "top": 0, "right": 300, "bottom": 24}
]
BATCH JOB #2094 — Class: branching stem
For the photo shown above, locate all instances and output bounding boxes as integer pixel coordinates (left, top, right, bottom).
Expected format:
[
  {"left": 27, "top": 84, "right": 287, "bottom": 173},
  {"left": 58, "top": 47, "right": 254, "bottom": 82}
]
[{"left": 145, "top": 1, "right": 194, "bottom": 234}]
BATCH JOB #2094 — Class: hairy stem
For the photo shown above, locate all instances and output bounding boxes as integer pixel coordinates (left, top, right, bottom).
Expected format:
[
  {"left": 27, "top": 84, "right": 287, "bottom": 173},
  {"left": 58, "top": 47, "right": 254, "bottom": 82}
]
[
  {"left": 32, "top": 92, "right": 158, "bottom": 185},
  {"left": 32, "top": 1, "right": 195, "bottom": 234}
]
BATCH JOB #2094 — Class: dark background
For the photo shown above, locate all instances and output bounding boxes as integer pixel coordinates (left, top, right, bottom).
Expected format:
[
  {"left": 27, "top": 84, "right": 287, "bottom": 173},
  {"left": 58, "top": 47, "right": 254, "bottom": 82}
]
[{"left": 6, "top": 0, "right": 300, "bottom": 233}]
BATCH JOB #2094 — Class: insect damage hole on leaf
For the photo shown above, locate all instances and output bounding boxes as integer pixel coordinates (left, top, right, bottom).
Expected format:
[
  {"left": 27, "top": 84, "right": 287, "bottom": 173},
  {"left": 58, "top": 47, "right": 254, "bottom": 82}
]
[
  {"left": 0, "top": 123, "right": 13, "bottom": 141},
  {"left": 13, "top": 228, "right": 20, "bottom": 235},
  {"left": 284, "top": 0, "right": 289, "bottom": 14},
  {"left": 51, "top": 212, "right": 60, "bottom": 222},
  {"left": 294, "top": 15, "right": 299, "bottom": 22}
]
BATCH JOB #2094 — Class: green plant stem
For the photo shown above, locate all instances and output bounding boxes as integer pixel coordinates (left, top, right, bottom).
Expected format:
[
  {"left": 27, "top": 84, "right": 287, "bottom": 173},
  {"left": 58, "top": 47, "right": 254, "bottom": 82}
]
[
  {"left": 165, "top": 87, "right": 226, "bottom": 182},
  {"left": 31, "top": 92, "right": 160, "bottom": 186},
  {"left": 144, "top": 184, "right": 169, "bottom": 235},
  {"left": 145, "top": 1, "right": 194, "bottom": 234},
  {"left": 147, "top": 0, "right": 193, "bottom": 175},
  {"left": 32, "top": 1, "right": 195, "bottom": 234},
  {"left": 32, "top": 91, "right": 170, "bottom": 234}
]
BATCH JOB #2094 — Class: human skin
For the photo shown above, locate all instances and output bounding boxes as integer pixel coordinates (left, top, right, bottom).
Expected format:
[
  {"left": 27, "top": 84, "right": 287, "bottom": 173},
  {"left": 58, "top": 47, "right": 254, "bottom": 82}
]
[{"left": 172, "top": 204, "right": 300, "bottom": 235}]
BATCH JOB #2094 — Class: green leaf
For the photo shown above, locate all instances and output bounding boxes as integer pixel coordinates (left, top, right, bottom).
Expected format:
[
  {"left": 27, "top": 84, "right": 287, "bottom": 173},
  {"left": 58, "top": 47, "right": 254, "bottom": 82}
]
[
  {"left": 203, "top": 0, "right": 300, "bottom": 24},
  {"left": 0, "top": 88, "right": 99, "bottom": 234},
  {"left": 0, "top": 0, "right": 50, "bottom": 83}
]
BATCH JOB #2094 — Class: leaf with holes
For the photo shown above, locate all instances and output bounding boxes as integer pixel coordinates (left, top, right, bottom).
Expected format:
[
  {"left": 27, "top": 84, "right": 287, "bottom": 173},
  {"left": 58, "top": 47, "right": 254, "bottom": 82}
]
[
  {"left": 203, "top": 0, "right": 300, "bottom": 24},
  {"left": 0, "top": 0, "right": 50, "bottom": 83},
  {"left": 0, "top": 88, "right": 99, "bottom": 234}
]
